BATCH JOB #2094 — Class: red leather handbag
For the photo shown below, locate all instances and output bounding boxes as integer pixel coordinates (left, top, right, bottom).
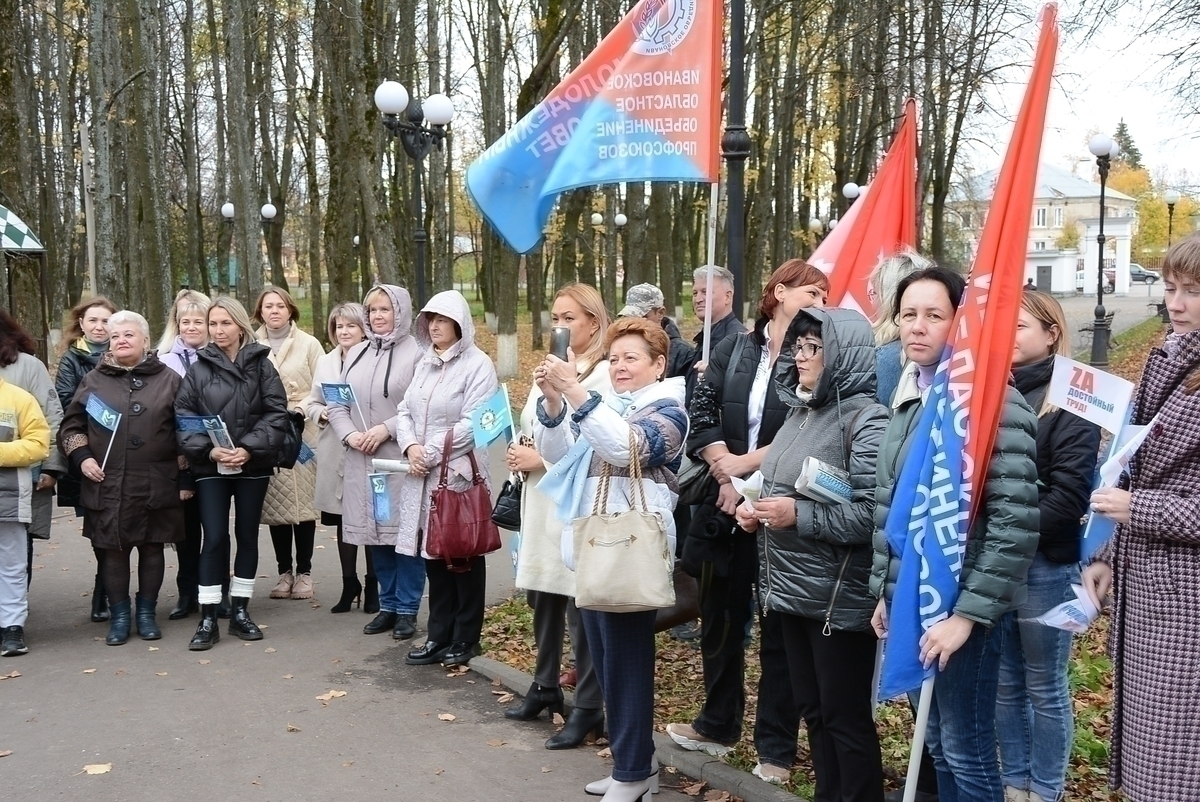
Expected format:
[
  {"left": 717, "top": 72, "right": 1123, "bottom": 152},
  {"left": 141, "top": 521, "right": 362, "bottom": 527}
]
[{"left": 425, "top": 430, "right": 502, "bottom": 571}]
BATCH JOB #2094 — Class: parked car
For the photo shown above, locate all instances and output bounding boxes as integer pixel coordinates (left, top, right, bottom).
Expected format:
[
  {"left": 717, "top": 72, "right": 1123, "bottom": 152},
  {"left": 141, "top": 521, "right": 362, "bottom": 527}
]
[
  {"left": 1076, "top": 268, "right": 1116, "bottom": 293},
  {"left": 1129, "top": 263, "right": 1161, "bottom": 284}
]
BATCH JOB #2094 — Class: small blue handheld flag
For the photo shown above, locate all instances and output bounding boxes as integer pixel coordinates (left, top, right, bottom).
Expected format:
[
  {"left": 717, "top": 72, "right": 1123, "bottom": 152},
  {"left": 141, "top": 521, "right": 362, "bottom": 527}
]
[
  {"left": 86, "top": 394, "right": 121, "bottom": 431},
  {"left": 322, "top": 384, "right": 356, "bottom": 405},
  {"left": 471, "top": 385, "right": 513, "bottom": 449}
]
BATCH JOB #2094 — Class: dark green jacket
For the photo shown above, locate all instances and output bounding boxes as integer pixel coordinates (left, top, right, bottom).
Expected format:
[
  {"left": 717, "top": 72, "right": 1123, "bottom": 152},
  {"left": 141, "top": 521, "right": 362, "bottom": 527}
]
[{"left": 870, "top": 363, "right": 1039, "bottom": 627}]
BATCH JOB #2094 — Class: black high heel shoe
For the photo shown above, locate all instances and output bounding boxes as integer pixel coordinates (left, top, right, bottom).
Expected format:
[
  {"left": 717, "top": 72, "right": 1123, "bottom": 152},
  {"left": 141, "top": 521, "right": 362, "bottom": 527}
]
[
  {"left": 504, "top": 682, "right": 565, "bottom": 721},
  {"left": 546, "top": 706, "right": 605, "bottom": 750},
  {"left": 330, "top": 576, "right": 363, "bottom": 614}
]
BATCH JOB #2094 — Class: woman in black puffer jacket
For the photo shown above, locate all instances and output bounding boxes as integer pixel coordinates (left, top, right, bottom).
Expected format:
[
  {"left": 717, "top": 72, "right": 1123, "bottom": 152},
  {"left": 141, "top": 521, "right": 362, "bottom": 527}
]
[{"left": 175, "top": 297, "right": 290, "bottom": 651}]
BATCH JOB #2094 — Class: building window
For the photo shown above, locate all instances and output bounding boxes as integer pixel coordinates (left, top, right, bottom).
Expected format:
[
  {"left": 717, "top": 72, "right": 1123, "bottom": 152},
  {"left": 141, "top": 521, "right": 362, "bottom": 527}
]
[
  {"left": 1054, "top": 207, "right": 1063, "bottom": 227},
  {"left": 1034, "top": 241, "right": 1047, "bottom": 251},
  {"left": 960, "top": 211, "right": 972, "bottom": 229},
  {"left": 1035, "top": 207, "right": 1047, "bottom": 227}
]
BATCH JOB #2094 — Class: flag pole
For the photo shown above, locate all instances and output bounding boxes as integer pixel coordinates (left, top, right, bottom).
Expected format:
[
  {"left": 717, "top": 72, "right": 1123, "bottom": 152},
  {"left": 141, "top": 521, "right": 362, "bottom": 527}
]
[
  {"left": 902, "top": 676, "right": 935, "bottom": 802},
  {"left": 701, "top": 181, "right": 719, "bottom": 367},
  {"left": 501, "top": 382, "right": 514, "bottom": 444},
  {"left": 100, "top": 415, "right": 121, "bottom": 472},
  {"left": 354, "top": 399, "right": 368, "bottom": 433},
  {"left": 870, "top": 640, "right": 884, "bottom": 716}
]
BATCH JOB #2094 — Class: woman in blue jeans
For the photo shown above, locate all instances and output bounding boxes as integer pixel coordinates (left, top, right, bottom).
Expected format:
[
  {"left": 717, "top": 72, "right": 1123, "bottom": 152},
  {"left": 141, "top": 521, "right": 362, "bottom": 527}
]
[
  {"left": 996, "top": 292, "right": 1099, "bottom": 802},
  {"left": 871, "top": 267, "right": 1039, "bottom": 802}
]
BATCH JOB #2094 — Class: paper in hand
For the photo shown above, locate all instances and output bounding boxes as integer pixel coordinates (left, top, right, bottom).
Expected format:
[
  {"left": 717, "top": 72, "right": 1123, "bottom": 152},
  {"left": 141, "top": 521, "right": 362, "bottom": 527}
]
[
  {"left": 1030, "top": 584, "right": 1100, "bottom": 633},
  {"left": 730, "top": 471, "right": 764, "bottom": 514}
]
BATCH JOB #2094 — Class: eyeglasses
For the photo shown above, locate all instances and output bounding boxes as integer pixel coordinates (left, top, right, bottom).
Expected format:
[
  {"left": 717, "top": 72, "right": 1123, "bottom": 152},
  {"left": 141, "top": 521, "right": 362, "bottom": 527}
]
[{"left": 791, "top": 342, "right": 823, "bottom": 360}]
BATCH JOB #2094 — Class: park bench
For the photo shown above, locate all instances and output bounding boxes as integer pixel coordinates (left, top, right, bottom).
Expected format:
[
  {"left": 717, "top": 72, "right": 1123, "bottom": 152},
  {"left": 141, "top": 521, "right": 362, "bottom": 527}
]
[{"left": 1079, "top": 311, "right": 1118, "bottom": 349}]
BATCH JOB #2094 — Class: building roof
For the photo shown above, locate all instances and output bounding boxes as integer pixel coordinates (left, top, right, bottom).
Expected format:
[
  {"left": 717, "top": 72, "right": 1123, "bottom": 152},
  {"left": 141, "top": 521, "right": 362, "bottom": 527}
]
[{"left": 953, "top": 162, "right": 1135, "bottom": 204}]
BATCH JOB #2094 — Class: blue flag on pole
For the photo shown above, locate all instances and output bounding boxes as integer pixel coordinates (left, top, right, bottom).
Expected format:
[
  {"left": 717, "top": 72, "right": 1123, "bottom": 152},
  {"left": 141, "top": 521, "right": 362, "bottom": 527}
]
[
  {"left": 86, "top": 394, "right": 121, "bottom": 431},
  {"left": 322, "top": 384, "right": 356, "bottom": 405},
  {"left": 471, "top": 386, "right": 513, "bottom": 449}
]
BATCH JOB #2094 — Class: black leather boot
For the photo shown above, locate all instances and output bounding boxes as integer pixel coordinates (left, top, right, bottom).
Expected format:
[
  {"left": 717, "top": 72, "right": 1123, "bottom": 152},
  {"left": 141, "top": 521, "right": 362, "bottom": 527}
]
[
  {"left": 135, "top": 594, "right": 161, "bottom": 640},
  {"left": 217, "top": 581, "right": 231, "bottom": 619},
  {"left": 546, "top": 707, "right": 605, "bottom": 750},
  {"left": 105, "top": 598, "right": 132, "bottom": 645},
  {"left": 363, "top": 611, "right": 398, "bottom": 635},
  {"left": 189, "top": 605, "right": 220, "bottom": 651},
  {"left": 363, "top": 575, "right": 379, "bottom": 614},
  {"left": 330, "top": 576, "right": 363, "bottom": 614},
  {"left": 91, "top": 573, "right": 110, "bottom": 622},
  {"left": 228, "top": 597, "right": 263, "bottom": 640},
  {"left": 169, "top": 593, "right": 197, "bottom": 620},
  {"left": 505, "top": 682, "right": 566, "bottom": 721}
]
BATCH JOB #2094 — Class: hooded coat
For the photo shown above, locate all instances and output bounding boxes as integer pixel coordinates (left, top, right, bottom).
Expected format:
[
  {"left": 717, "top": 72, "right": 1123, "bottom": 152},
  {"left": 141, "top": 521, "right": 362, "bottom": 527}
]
[
  {"left": 174, "top": 342, "right": 290, "bottom": 477},
  {"left": 756, "top": 308, "right": 889, "bottom": 631},
  {"left": 256, "top": 321, "right": 325, "bottom": 525},
  {"left": 328, "top": 285, "right": 421, "bottom": 546},
  {"left": 59, "top": 354, "right": 186, "bottom": 548},
  {"left": 393, "top": 291, "right": 499, "bottom": 559}
]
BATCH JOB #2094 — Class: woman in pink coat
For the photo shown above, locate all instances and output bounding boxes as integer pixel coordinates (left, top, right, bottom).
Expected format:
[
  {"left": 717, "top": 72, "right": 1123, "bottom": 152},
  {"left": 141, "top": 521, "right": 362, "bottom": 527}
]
[{"left": 394, "top": 290, "right": 500, "bottom": 668}]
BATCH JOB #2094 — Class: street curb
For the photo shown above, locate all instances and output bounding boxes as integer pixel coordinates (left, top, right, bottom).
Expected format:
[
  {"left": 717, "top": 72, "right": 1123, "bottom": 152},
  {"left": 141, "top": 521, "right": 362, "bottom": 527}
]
[{"left": 469, "top": 655, "right": 804, "bottom": 802}]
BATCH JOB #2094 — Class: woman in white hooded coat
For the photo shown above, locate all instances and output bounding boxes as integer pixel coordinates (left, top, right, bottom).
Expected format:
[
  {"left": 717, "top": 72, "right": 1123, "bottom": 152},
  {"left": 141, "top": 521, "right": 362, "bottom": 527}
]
[{"left": 394, "top": 290, "right": 500, "bottom": 668}]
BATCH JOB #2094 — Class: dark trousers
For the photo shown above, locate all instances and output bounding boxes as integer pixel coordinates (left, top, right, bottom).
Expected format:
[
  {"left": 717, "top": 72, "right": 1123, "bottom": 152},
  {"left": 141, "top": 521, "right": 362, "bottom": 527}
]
[
  {"left": 196, "top": 476, "right": 270, "bottom": 586},
  {"left": 269, "top": 520, "right": 316, "bottom": 575},
  {"left": 425, "top": 556, "right": 486, "bottom": 644},
  {"left": 692, "top": 532, "right": 758, "bottom": 744},
  {"left": 530, "top": 590, "right": 603, "bottom": 709},
  {"left": 779, "top": 613, "right": 884, "bottom": 802},
  {"left": 754, "top": 603, "right": 802, "bottom": 768},
  {"left": 582, "top": 608, "right": 657, "bottom": 783},
  {"left": 175, "top": 495, "right": 205, "bottom": 596}
]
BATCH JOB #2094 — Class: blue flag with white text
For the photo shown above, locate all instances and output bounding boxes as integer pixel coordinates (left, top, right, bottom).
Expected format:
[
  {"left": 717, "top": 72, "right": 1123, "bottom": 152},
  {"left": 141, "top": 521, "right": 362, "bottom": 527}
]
[{"left": 86, "top": 394, "right": 121, "bottom": 431}]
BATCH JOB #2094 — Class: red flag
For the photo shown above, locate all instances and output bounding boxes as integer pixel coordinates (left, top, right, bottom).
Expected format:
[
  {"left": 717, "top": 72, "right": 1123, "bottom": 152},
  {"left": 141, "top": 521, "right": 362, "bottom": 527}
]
[
  {"left": 810, "top": 99, "right": 918, "bottom": 314},
  {"left": 954, "top": 3, "right": 1059, "bottom": 524}
]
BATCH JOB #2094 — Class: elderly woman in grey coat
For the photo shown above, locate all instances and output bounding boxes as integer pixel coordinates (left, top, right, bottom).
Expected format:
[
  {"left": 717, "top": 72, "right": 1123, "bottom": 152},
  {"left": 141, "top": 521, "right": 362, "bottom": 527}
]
[
  {"left": 735, "top": 308, "right": 889, "bottom": 802},
  {"left": 327, "top": 285, "right": 421, "bottom": 638},
  {"left": 304, "top": 302, "right": 369, "bottom": 613},
  {"left": 394, "top": 290, "right": 500, "bottom": 669}
]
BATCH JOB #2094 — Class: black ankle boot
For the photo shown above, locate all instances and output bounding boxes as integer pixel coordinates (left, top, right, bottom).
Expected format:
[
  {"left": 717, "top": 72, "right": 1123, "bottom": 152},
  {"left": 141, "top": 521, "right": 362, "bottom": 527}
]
[
  {"left": 169, "top": 592, "right": 197, "bottom": 620},
  {"left": 228, "top": 597, "right": 263, "bottom": 640},
  {"left": 189, "top": 605, "right": 220, "bottom": 651},
  {"left": 217, "top": 583, "right": 231, "bottom": 619},
  {"left": 363, "top": 575, "right": 379, "bottom": 614},
  {"left": 105, "top": 598, "right": 132, "bottom": 645},
  {"left": 330, "top": 576, "right": 363, "bottom": 614},
  {"left": 363, "top": 611, "right": 397, "bottom": 635},
  {"left": 505, "top": 682, "right": 565, "bottom": 721},
  {"left": 545, "top": 706, "right": 605, "bottom": 750},
  {"left": 135, "top": 595, "right": 161, "bottom": 640},
  {"left": 91, "top": 574, "right": 110, "bottom": 622}
]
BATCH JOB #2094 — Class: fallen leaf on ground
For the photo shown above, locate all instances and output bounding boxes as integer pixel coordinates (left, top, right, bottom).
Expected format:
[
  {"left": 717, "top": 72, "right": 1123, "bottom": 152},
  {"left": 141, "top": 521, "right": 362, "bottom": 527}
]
[
  {"left": 437, "top": 713, "right": 456, "bottom": 722},
  {"left": 147, "top": 646, "right": 159, "bottom": 651},
  {"left": 286, "top": 723, "right": 301, "bottom": 732},
  {"left": 155, "top": 672, "right": 168, "bottom": 677},
  {"left": 0, "top": 750, "right": 12, "bottom": 758},
  {"left": 495, "top": 692, "right": 514, "bottom": 704},
  {"left": 61, "top": 566, "right": 69, "bottom": 570},
  {"left": 251, "top": 779, "right": 261, "bottom": 785},
  {"left": 342, "top": 761, "right": 354, "bottom": 767},
  {"left": 315, "top": 690, "right": 347, "bottom": 701},
  {"left": 264, "top": 647, "right": 276, "bottom": 653},
  {"left": 596, "top": 747, "right": 612, "bottom": 758},
  {"left": 315, "top": 544, "right": 325, "bottom": 549},
  {"left": 703, "top": 791, "right": 731, "bottom": 802},
  {"left": 491, "top": 677, "right": 501, "bottom": 686},
  {"left": 82, "top": 763, "right": 112, "bottom": 775},
  {"left": 113, "top": 669, "right": 125, "bottom": 676},
  {"left": 198, "top": 659, "right": 211, "bottom": 665},
  {"left": 0, "top": 670, "right": 21, "bottom": 680},
  {"left": 82, "top": 669, "right": 96, "bottom": 674},
  {"left": 486, "top": 738, "right": 506, "bottom": 747},
  {"left": 541, "top": 766, "right": 550, "bottom": 773},
  {"left": 282, "top": 674, "right": 294, "bottom": 680},
  {"left": 434, "top": 768, "right": 444, "bottom": 775},
  {"left": 683, "top": 781, "right": 705, "bottom": 796},
  {"left": 552, "top": 712, "right": 565, "bottom": 725}
]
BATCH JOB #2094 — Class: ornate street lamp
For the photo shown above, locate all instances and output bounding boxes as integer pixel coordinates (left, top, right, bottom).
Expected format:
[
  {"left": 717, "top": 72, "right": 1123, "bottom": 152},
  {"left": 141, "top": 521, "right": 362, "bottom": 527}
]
[
  {"left": 374, "top": 80, "right": 455, "bottom": 307},
  {"left": 1165, "top": 189, "right": 1181, "bottom": 247},
  {"left": 1088, "top": 133, "right": 1119, "bottom": 367}
]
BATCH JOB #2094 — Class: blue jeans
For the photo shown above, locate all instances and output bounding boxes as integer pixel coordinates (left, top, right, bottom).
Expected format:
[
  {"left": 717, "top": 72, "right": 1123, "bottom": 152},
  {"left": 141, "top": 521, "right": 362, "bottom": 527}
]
[
  {"left": 996, "top": 555, "right": 1077, "bottom": 801},
  {"left": 923, "top": 612, "right": 1010, "bottom": 802},
  {"left": 368, "top": 546, "right": 425, "bottom": 615}
]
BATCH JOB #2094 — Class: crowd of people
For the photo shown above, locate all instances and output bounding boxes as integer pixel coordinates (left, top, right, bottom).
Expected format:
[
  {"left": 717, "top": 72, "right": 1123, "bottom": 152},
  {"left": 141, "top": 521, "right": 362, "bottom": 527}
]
[{"left": 0, "top": 236, "right": 1198, "bottom": 802}]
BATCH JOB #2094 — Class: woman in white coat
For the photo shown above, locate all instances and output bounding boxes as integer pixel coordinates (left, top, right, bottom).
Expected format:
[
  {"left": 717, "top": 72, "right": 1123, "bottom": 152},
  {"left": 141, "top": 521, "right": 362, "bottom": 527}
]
[
  {"left": 254, "top": 286, "right": 325, "bottom": 601},
  {"left": 395, "top": 291, "right": 499, "bottom": 668}
]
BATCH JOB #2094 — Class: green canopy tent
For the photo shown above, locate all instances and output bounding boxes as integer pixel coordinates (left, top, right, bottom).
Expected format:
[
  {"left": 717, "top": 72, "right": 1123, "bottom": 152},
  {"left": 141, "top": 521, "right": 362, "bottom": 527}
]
[{"left": 1, "top": 204, "right": 51, "bottom": 360}]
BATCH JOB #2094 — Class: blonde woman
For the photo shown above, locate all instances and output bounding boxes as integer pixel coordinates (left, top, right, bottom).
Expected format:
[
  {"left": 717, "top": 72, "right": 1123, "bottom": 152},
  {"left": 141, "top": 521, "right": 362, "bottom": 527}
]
[
  {"left": 175, "top": 297, "right": 290, "bottom": 650},
  {"left": 157, "top": 288, "right": 212, "bottom": 364},
  {"left": 504, "top": 283, "right": 611, "bottom": 749},
  {"left": 253, "top": 286, "right": 324, "bottom": 601}
]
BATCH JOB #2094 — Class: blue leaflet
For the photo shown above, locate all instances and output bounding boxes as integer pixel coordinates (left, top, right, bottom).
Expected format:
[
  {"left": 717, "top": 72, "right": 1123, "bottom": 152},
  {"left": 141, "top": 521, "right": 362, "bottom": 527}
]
[{"left": 369, "top": 473, "right": 390, "bottom": 523}]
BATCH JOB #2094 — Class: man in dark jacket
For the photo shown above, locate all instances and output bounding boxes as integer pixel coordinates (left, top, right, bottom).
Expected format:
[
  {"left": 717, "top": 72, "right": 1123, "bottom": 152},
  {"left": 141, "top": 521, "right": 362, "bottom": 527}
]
[
  {"left": 619, "top": 283, "right": 693, "bottom": 378},
  {"left": 686, "top": 266, "right": 743, "bottom": 405}
]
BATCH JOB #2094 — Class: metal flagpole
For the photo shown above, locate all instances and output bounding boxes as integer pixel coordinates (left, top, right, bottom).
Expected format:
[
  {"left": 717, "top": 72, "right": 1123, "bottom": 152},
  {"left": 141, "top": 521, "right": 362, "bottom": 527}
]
[
  {"left": 100, "top": 414, "right": 122, "bottom": 472},
  {"left": 902, "top": 677, "right": 936, "bottom": 802},
  {"left": 700, "top": 182, "right": 720, "bottom": 368}
]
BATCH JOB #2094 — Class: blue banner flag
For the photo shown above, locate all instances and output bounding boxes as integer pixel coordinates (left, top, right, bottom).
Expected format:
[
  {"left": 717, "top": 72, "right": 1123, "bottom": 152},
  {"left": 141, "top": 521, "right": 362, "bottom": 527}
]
[
  {"left": 298, "top": 441, "right": 316, "bottom": 465},
  {"left": 368, "top": 473, "right": 391, "bottom": 523},
  {"left": 322, "top": 383, "right": 356, "bottom": 405},
  {"left": 176, "top": 415, "right": 223, "bottom": 433},
  {"left": 471, "top": 386, "right": 513, "bottom": 449},
  {"left": 86, "top": 394, "right": 121, "bottom": 431}
]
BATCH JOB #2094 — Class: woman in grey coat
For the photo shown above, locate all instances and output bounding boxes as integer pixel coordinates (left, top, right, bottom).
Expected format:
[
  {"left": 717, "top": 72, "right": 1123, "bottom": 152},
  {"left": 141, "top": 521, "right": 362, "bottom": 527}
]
[
  {"left": 327, "top": 285, "right": 421, "bottom": 638},
  {"left": 735, "top": 308, "right": 889, "bottom": 802}
]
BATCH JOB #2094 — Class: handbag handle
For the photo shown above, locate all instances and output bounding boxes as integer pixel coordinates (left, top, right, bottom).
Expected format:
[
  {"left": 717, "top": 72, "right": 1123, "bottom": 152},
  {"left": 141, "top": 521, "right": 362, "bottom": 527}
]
[
  {"left": 436, "top": 429, "right": 485, "bottom": 490},
  {"left": 591, "top": 427, "right": 647, "bottom": 516}
]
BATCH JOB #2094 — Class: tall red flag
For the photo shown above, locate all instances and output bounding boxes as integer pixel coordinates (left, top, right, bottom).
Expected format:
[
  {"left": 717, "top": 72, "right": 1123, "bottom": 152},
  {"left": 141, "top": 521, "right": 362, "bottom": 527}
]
[
  {"left": 956, "top": 2, "right": 1059, "bottom": 522},
  {"left": 810, "top": 99, "right": 918, "bottom": 314}
]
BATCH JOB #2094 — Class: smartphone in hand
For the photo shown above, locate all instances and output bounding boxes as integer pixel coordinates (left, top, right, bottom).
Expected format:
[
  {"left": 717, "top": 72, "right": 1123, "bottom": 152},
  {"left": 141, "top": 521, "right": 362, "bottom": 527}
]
[{"left": 549, "top": 326, "right": 571, "bottom": 361}]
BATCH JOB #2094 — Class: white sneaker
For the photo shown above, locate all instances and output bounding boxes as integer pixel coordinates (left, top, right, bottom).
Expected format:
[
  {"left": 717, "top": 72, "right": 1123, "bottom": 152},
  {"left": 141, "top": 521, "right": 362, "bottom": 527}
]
[
  {"left": 665, "top": 722, "right": 733, "bottom": 757},
  {"left": 753, "top": 763, "right": 790, "bottom": 785}
]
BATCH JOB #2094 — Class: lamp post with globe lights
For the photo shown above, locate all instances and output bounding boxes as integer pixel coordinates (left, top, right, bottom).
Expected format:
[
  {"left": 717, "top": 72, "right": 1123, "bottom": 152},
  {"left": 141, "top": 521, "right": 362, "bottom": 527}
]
[
  {"left": 1088, "top": 133, "right": 1120, "bottom": 367},
  {"left": 374, "top": 80, "right": 455, "bottom": 307},
  {"left": 1165, "top": 189, "right": 1182, "bottom": 247},
  {"left": 842, "top": 182, "right": 861, "bottom": 205},
  {"left": 220, "top": 202, "right": 235, "bottom": 293},
  {"left": 808, "top": 217, "right": 825, "bottom": 255},
  {"left": 260, "top": 203, "right": 285, "bottom": 290}
]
